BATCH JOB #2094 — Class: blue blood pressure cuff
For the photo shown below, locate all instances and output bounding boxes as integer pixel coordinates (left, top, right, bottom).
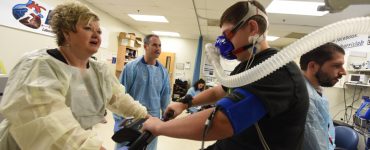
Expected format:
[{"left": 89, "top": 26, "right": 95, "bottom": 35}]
[{"left": 216, "top": 88, "right": 267, "bottom": 134}]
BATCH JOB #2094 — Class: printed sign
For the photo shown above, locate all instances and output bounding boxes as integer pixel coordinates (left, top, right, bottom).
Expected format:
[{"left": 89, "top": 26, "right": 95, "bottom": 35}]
[{"left": 333, "top": 34, "right": 370, "bottom": 51}]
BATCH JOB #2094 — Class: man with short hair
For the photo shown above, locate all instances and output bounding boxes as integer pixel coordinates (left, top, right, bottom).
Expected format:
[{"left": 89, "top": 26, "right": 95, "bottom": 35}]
[
  {"left": 113, "top": 34, "right": 170, "bottom": 150},
  {"left": 300, "top": 42, "right": 346, "bottom": 150}
]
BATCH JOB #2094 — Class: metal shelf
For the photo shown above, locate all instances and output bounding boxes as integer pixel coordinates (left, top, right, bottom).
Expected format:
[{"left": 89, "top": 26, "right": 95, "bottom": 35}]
[
  {"left": 347, "top": 69, "right": 370, "bottom": 72},
  {"left": 345, "top": 82, "right": 370, "bottom": 87}
]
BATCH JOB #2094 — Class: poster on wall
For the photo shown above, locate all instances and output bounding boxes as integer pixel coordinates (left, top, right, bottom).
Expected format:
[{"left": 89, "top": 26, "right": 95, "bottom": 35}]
[
  {"left": 0, "top": 0, "right": 54, "bottom": 36},
  {"left": 333, "top": 34, "right": 370, "bottom": 52},
  {"left": 0, "top": 0, "right": 110, "bottom": 49}
]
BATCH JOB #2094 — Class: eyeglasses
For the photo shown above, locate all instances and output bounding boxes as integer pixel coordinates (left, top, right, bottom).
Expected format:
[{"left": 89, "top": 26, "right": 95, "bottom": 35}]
[{"left": 223, "top": 17, "right": 250, "bottom": 41}]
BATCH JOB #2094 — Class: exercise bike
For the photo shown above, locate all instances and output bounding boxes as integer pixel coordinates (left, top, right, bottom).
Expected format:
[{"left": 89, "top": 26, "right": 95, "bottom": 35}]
[{"left": 112, "top": 111, "right": 174, "bottom": 150}]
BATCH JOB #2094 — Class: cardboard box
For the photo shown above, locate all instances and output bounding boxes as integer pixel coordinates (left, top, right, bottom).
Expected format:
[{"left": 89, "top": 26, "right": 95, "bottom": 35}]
[
  {"left": 135, "top": 37, "right": 142, "bottom": 48},
  {"left": 119, "top": 32, "right": 137, "bottom": 46},
  {"left": 120, "top": 38, "right": 129, "bottom": 46},
  {"left": 118, "top": 32, "right": 129, "bottom": 39},
  {"left": 120, "top": 38, "right": 136, "bottom": 47},
  {"left": 128, "top": 33, "right": 136, "bottom": 40},
  {"left": 119, "top": 32, "right": 135, "bottom": 40},
  {"left": 129, "top": 39, "right": 135, "bottom": 48}
]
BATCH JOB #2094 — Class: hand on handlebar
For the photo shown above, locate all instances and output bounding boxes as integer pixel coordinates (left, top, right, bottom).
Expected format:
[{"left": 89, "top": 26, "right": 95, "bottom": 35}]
[
  {"left": 142, "top": 117, "right": 163, "bottom": 136},
  {"left": 164, "top": 102, "right": 187, "bottom": 118}
]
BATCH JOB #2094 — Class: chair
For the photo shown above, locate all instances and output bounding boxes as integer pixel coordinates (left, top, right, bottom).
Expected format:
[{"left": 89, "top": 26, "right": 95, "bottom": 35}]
[{"left": 335, "top": 126, "right": 359, "bottom": 150}]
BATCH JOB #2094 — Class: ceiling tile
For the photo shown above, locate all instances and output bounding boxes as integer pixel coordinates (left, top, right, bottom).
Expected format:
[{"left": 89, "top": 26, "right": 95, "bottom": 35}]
[{"left": 85, "top": 0, "right": 370, "bottom": 47}]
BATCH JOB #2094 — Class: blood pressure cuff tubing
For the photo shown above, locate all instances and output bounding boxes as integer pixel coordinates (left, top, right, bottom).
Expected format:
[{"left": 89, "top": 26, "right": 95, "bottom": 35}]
[{"left": 216, "top": 88, "right": 267, "bottom": 135}]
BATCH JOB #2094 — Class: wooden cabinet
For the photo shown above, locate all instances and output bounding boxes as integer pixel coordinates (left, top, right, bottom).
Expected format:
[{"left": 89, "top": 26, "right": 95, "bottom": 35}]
[
  {"left": 116, "top": 46, "right": 138, "bottom": 71},
  {"left": 115, "top": 32, "right": 142, "bottom": 78},
  {"left": 115, "top": 45, "right": 138, "bottom": 77}
]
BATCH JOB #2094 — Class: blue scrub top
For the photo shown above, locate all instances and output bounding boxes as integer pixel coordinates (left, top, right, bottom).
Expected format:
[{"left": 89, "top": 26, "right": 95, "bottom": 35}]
[
  {"left": 186, "top": 87, "right": 201, "bottom": 97},
  {"left": 303, "top": 79, "right": 335, "bottom": 150},
  {"left": 114, "top": 56, "right": 170, "bottom": 150},
  {"left": 119, "top": 56, "right": 170, "bottom": 117}
]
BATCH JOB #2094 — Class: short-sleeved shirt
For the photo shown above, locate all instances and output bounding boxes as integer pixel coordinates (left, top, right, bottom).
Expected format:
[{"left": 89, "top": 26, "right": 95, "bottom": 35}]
[{"left": 214, "top": 48, "right": 309, "bottom": 150}]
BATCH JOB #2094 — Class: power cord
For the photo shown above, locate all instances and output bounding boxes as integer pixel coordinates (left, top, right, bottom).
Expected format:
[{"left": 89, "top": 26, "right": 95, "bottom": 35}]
[
  {"left": 348, "top": 86, "right": 363, "bottom": 124},
  {"left": 342, "top": 82, "right": 364, "bottom": 124},
  {"left": 343, "top": 83, "right": 348, "bottom": 122},
  {"left": 201, "top": 106, "right": 219, "bottom": 150},
  {"left": 348, "top": 86, "right": 358, "bottom": 123}
]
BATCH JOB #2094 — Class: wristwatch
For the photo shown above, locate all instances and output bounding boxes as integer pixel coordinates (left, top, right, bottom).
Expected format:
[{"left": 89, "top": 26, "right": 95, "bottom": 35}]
[{"left": 178, "top": 94, "right": 193, "bottom": 108}]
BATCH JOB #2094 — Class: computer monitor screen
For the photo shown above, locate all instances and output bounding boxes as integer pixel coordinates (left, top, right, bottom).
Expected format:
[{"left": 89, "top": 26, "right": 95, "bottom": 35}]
[{"left": 350, "top": 75, "right": 360, "bottom": 82}]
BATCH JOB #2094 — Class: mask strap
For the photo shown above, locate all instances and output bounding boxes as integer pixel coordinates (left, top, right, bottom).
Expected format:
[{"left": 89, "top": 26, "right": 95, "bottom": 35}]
[
  {"left": 252, "top": 35, "right": 262, "bottom": 54},
  {"left": 232, "top": 44, "right": 254, "bottom": 55},
  {"left": 245, "top": 34, "right": 261, "bottom": 69},
  {"left": 228, "top": 1, "right": 268, "bottom": 36},
  {"left": 230, "top": 1, "right": 268, "bottom": 55},
  {"left": 231, "top": 34, "right": 260, "bottom": 57}
]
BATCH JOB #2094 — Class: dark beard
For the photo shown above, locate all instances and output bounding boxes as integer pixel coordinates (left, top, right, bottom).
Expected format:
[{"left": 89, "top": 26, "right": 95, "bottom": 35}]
[{"left": 315, "top": 68, "right": 336, "bottom": 87}]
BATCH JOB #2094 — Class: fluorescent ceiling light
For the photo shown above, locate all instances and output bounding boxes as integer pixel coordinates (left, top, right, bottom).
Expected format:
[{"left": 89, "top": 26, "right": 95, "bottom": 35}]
[
  {"left": 152, "top": 31, "right": 180, "bottom": 37},
  {"left": 266, "top": 0, "right": 328, "bottom": 16},
  {"left": 267, "top": 36, "right": 279, "bottom": 41},
  {"left": 128, "top": 14, "right": 168, "bottom": 23}
]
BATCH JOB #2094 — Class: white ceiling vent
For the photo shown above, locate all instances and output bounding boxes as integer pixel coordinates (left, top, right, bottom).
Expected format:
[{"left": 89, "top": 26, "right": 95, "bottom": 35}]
[
  {"left": 285, "top": 32, "right": 307, "bottom": 39},
  {"left": 207, "top": 19, "right": 220, "bottom": 26}
]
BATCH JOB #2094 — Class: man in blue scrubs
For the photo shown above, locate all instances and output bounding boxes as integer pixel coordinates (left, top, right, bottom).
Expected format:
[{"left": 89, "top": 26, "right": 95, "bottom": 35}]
[
  {"left": 300, "top": 42, "right": 346, "bottom": 150},
  {"left": 113, "top": 34, "right": 171, "bottom": 150}
]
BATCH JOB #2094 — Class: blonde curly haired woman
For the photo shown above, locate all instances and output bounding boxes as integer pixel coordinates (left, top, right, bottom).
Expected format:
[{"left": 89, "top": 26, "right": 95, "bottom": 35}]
[{"left": 0, "top": 2, "right": 148, "bottom": 150}]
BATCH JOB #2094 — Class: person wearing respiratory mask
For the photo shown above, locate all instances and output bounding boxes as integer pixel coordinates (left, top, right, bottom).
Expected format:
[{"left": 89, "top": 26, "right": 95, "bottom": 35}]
[{"left": 142, "top": 1, "right": 309, "bottom": 150}]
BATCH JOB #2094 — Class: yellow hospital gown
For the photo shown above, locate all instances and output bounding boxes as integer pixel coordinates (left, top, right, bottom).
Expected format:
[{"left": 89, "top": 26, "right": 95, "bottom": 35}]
[{"left": 0, "top": 49, "right": 147, "bottom": 150}]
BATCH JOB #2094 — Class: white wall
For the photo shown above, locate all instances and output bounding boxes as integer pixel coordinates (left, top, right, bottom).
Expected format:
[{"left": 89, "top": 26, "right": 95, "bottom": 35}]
[
  {"left": 159, "top": 36, "right": 200, "bottom": 84},
  {"left": 0, "top": 26, "right": 56, "bottom": 72}
]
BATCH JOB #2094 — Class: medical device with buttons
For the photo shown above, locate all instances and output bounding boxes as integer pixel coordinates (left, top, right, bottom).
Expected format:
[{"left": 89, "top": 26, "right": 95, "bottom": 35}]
[
  {"left": 354, "top": 96, "right": 370, "bottom": 148},
  {"left": 348, "top": 74, "right": 368, "bottom": 84}
]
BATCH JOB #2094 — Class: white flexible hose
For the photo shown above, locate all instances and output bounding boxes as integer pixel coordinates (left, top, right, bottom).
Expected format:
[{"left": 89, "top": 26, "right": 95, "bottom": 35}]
[{"left": 207, "top": 17, "right": 370, "bottom": 88}]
